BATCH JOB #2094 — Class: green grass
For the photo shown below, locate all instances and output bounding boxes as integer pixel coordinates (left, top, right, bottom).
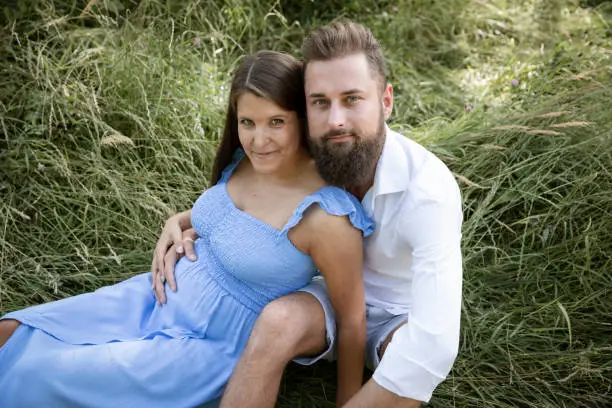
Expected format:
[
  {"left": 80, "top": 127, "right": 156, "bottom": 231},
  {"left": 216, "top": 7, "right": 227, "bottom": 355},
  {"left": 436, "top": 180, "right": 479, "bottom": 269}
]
[{"left": 1, "top": 0, "right": 611, "bottom": 406}]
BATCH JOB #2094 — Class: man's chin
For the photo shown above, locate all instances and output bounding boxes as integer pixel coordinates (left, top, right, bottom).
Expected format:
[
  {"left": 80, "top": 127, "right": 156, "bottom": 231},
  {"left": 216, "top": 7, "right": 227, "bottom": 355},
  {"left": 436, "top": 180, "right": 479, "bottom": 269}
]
[{"left": 324, "top": 138, "right": 355, "bottom": 153}]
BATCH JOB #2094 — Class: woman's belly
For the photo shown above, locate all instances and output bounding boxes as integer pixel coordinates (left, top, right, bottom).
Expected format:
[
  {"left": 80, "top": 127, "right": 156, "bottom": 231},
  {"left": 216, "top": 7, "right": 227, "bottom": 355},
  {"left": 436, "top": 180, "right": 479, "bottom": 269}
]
[{"left": 150, "top": 250, "right": 260, "bottom": 342}]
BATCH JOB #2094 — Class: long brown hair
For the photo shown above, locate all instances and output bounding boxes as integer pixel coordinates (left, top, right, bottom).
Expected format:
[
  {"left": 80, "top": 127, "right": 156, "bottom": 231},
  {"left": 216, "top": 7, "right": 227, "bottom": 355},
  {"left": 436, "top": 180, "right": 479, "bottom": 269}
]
[{"left": 209, "top": 51, "right": 307, "bottom": 185}]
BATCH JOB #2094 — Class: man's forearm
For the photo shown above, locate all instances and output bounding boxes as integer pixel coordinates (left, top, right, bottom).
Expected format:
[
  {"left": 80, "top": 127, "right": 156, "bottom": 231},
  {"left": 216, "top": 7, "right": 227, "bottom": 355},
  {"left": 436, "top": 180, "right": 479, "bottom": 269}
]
[{"left": 174, "top": 209, "right": 192, "bottom": 230}]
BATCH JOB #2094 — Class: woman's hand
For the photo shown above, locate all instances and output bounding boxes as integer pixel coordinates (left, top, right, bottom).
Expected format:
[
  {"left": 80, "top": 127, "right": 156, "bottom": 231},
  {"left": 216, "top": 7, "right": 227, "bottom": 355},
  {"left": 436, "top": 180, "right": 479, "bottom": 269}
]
[{"left": 151, "top": 210, "right": 197, "bottom": 304}]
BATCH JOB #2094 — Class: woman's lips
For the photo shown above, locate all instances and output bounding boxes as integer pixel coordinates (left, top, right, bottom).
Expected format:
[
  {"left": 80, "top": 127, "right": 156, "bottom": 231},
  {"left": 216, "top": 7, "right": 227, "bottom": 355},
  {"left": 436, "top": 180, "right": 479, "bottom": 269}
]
[{"left": 252, "top": 151, "right": 278, "bottom": 159}]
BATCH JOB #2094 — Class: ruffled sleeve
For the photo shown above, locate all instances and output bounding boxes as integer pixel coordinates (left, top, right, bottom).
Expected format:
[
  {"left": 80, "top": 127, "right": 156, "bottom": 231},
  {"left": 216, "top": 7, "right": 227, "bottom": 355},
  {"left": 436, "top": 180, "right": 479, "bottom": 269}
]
[{"left": 281, "top": 186, "right": 375, "bottom": 237}]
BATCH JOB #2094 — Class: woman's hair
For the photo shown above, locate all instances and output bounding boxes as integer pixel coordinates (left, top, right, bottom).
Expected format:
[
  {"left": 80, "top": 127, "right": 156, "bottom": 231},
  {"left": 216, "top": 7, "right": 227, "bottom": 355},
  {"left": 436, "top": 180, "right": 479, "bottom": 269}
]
[{"left": 209, "top": 51, "right": 306, "bottom": 185}]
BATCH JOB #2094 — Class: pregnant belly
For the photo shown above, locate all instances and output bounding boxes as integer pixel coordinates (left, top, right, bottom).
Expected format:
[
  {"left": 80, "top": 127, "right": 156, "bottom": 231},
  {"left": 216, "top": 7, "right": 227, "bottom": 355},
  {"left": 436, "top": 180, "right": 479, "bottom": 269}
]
[
  {"left": 156, "top": 256, "right": 215, "bottom": 328},
  {"left": 152, "top": 253, "right": 258, "bottom": 342}
]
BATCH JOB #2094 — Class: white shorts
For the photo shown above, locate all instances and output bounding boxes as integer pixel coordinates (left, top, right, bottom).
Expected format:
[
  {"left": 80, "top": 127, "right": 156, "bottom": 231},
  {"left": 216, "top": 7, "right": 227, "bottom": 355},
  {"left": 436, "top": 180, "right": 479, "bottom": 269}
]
[{"left": 294, "top": 278, "right": 408, "bottom": 370}]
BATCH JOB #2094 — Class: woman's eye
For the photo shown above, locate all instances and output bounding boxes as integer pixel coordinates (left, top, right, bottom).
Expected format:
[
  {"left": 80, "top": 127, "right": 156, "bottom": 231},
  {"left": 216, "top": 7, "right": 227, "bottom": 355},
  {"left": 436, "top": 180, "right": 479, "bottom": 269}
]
[
  {"left": 240, "top": 119, "right": 254, "bottom": 127},
  {"left": 270, "top": 118, "right": 284, "bottom": 126}
]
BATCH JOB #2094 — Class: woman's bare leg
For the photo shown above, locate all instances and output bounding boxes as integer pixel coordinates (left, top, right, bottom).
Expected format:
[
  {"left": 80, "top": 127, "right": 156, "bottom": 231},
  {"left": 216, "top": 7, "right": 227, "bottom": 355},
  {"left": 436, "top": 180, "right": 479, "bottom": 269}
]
[{"left": 0, "top": 319, "right": 21, "bottom": 348}]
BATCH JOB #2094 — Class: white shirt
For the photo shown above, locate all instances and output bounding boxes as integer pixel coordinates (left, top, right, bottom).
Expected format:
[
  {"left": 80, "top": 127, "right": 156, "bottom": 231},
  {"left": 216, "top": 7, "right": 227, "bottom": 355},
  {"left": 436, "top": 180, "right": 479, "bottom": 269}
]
[{"left": 364, "top": 127, "right": 463, "bottom": 402}]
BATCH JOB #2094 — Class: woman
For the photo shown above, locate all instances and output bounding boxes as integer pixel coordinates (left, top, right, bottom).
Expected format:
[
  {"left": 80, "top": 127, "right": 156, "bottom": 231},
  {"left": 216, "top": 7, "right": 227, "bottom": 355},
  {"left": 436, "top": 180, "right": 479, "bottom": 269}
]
[{"left": 0, "top": 51, "right": 374, "bottom": 407}]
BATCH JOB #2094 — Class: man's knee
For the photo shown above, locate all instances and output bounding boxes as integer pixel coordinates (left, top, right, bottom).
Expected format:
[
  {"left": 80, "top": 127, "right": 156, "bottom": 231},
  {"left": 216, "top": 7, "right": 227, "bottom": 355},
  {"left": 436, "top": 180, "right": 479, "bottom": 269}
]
[
  {"left": 248, "top": 292, "right": 327, "bottom": 360},
  {"left": 378, "top": 321, "right": 407, "bottom": 360}
]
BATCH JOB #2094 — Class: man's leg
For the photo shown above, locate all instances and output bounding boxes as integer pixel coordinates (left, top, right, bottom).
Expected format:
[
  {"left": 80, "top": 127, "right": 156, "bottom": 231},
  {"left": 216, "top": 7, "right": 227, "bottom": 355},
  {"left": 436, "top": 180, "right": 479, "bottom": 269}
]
[
  {"left": 377, "top": 321, "right": 406, "bottom": 360},
  {"left": 0, "top": 319, "right": 21, "bottom": 348},
  {"left": 220, "top": 292, "right": 327, "bottom": 408}
]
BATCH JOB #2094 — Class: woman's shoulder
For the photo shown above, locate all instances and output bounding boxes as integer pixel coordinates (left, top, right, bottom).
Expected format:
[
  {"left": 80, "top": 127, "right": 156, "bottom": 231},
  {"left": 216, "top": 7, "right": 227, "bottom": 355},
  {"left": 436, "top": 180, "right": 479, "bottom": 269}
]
[
  {"left": 282, "top": 186, "right": 375, "bottom": 238},
  {"left": 306, "top": 186, "right": 362, "bottom": 212}
]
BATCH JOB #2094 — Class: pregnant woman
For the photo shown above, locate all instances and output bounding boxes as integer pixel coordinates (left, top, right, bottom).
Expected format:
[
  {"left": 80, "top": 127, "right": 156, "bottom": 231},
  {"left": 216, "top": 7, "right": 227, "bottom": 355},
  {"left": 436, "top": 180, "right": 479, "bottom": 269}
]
[{"left": 0, "top": 50, "right": 374, "bottom": 407}]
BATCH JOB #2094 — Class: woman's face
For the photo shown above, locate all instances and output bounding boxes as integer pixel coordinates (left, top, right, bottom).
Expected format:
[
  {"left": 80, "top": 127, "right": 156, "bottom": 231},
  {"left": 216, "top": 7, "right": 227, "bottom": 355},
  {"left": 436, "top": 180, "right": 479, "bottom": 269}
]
[{"left": 236, "top": 92, "right": 302, "bottom": 174}]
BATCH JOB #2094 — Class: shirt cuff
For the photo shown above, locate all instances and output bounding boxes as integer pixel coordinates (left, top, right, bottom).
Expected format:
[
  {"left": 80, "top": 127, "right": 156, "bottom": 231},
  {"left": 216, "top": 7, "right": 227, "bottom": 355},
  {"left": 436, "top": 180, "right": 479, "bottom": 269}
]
[{"left": 372, "top": 340, "right": 446, "bottom": 403}]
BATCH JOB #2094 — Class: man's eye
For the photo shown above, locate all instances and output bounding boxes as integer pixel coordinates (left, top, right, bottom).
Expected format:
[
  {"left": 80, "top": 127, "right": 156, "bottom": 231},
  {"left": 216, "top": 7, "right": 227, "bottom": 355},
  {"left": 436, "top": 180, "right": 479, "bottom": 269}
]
[
  {"left": 239, "top": 119, "right": 254, "bottom": 126},
  {"left": 270, "top": 118, "right": 284, "bottom": 126},
  {"left": 346, "top": 96, "right": 360, "bottom": 104},
  {"left": 313, "top": 99, "right": 328, "bottom": 106}
]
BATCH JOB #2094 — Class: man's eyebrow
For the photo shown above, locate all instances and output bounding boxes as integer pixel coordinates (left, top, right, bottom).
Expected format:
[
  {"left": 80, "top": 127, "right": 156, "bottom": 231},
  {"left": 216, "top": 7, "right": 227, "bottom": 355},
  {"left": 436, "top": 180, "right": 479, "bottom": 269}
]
[
  {"left": 308, "top": 89, "right": 366, "bottom": 98},
  {"left": 340, "top": 89, "right": 365, "bottom": 95}
]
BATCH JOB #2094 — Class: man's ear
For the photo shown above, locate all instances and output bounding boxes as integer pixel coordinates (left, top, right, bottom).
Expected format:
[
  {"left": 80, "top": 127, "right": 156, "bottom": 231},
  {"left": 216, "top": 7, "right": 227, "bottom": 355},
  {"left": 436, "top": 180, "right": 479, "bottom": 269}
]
[{"left": 382, "top": 83, "right": 393, "bottom": 120}]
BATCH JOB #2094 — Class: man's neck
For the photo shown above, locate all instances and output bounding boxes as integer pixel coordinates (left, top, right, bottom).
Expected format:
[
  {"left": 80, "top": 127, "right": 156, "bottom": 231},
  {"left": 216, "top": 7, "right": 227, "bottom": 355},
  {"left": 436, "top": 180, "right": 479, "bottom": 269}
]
[{"left": 348, "top": 173, "right": 375, "bottom": 201}]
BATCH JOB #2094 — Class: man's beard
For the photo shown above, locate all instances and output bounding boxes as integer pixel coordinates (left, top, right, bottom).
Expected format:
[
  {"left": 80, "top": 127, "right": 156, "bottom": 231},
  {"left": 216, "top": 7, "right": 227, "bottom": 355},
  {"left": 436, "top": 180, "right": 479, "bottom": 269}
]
[{"left": 308, "top": 118, "right": 385, "bottom": 190}]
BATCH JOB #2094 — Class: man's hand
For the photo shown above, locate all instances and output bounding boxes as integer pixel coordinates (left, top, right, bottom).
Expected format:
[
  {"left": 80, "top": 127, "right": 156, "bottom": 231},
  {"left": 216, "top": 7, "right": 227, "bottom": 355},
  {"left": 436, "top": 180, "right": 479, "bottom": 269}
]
[
  {"left": 151, "top": 227, "right": 199, "bottom": 304},
  {"left": 151, "top": 211, "right": 198, "bottom": 304}
]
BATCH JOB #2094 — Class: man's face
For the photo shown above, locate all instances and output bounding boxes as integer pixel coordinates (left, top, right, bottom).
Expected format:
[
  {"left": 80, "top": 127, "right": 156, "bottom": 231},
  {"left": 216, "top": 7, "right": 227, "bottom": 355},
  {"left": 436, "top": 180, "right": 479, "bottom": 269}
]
[{"left": 304, "top": 53, "right": 393, "bottom": 189}]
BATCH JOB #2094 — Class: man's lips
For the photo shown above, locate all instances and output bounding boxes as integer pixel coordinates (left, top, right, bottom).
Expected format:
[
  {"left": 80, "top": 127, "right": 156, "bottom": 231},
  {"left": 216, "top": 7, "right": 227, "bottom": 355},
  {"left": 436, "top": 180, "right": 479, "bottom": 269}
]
[{"left": 324, "top": 133, "right": 355, "bottom": 143}]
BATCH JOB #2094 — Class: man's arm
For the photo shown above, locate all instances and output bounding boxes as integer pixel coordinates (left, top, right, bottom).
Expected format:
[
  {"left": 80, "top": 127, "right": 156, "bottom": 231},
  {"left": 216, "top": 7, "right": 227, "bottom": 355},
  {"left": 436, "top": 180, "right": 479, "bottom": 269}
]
[
  {"left": 373, "top": 176, "right": 463, "bottom": 402},
  {"left": 151, "top": 209, "right": 196, "bottom": 304}
]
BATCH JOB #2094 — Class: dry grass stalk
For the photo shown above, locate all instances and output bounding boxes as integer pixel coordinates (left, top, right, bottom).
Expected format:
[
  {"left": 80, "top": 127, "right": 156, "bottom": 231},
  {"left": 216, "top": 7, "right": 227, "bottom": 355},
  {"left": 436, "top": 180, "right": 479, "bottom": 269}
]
[
  {"left": 549, "top": 122, "right": 594, "bottom": 128},
  {"left": 534, "top": 111, "right": 572, "bottom": 118},
  {"left": 482, "top": 144, "right": 507, "bottom": 150},
  {"left": 454, "top": 173, "right": 484, "bottom": 188},
  {"left": 493, "top": 125, "right": 530, "bottom": 130},
  {"left": 526, "top": 129, "right": 564, "bottom": 135},
  {"left": 101, "top": 133, "right": 136, "bottom": 148}
]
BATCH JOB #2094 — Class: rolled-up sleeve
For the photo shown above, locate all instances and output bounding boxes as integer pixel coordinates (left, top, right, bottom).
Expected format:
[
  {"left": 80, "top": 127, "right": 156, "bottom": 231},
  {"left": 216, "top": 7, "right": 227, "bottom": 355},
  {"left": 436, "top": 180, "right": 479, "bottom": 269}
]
[{"left": 372, "top": 175, "right": 463, "bottom": 402}]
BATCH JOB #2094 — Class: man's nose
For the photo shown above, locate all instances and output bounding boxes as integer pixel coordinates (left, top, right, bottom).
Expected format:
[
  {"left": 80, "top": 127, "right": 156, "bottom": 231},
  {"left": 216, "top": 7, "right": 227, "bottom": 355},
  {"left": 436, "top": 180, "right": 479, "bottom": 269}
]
[{"left": 327, "top": 103, "right": 346, "bottom": 129}]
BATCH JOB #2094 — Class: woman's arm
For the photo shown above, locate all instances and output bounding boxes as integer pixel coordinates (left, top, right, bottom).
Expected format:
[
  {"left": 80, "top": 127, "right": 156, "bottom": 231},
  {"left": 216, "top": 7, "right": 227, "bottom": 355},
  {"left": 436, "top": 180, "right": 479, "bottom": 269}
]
[{"left": 305, "top": 207, "right": 366, "bottom": 406}]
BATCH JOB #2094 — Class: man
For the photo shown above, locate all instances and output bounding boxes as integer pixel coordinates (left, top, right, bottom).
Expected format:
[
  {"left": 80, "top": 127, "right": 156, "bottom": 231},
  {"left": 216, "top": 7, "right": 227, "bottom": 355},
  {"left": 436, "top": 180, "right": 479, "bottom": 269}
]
[{"left": 152, "top": 20, "right": 463, "bottom": 407}]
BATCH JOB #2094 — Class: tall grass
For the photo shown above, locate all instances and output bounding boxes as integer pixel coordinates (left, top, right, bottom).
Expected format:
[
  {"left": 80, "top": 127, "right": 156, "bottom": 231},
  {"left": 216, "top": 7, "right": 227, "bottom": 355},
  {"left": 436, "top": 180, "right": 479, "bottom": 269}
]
[
  {"left": 1, "top": 0, "right": 611, "bottom": 406},
  {"left": 424, "top": 74, "right": 612, "bottom": 407}
]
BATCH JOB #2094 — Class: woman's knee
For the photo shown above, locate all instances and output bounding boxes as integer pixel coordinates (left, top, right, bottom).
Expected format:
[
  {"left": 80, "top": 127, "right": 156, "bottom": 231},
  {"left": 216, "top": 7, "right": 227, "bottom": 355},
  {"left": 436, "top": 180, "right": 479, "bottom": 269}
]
[
  {"left": 249, "top": 292, "right": 326, "bottom": 359},
  {"left": 0, "top": 319, "right": 21, "bottom": 348}
]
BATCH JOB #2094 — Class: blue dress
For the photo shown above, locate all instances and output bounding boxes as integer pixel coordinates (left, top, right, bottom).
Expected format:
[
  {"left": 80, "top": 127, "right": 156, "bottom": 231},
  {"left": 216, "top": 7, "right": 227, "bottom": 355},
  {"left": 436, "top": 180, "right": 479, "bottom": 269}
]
[{"left": 0, "top": 150, "right": 374, "bottom": 408}]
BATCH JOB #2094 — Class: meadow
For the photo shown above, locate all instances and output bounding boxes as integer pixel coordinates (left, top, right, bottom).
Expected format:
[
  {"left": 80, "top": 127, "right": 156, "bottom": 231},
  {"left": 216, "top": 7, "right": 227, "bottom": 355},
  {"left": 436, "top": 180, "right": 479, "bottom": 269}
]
[{"left": 1, "top": 0, "right": 611, "bottom": 406}]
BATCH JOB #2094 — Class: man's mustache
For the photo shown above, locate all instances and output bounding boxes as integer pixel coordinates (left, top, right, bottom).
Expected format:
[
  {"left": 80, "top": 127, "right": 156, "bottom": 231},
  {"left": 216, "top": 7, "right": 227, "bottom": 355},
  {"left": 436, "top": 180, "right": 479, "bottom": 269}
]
[{"left": 322, "top": 129, "right": 358, "bottom": 141}]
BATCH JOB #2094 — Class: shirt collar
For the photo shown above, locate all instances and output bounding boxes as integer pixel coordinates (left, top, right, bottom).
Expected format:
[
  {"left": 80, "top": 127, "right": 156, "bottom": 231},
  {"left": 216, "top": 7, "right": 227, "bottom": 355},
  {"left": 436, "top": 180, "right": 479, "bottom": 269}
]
[{"left": 372, "top": 126, "right": 410, "bottom": 198}]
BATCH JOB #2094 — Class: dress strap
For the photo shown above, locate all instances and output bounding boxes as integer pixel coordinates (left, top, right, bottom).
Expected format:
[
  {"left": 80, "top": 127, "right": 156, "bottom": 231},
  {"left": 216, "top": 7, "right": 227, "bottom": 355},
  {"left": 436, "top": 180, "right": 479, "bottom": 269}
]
[{"left": 219, "top": 149, "right": 246, "bottom": 184}]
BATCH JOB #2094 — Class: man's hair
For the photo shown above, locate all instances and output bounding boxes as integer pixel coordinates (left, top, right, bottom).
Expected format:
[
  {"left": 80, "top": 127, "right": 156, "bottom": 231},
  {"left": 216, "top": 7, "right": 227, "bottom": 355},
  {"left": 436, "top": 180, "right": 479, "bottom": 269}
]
[{"left": 301, "top": 19, "right": 387, "bottom": 88}]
